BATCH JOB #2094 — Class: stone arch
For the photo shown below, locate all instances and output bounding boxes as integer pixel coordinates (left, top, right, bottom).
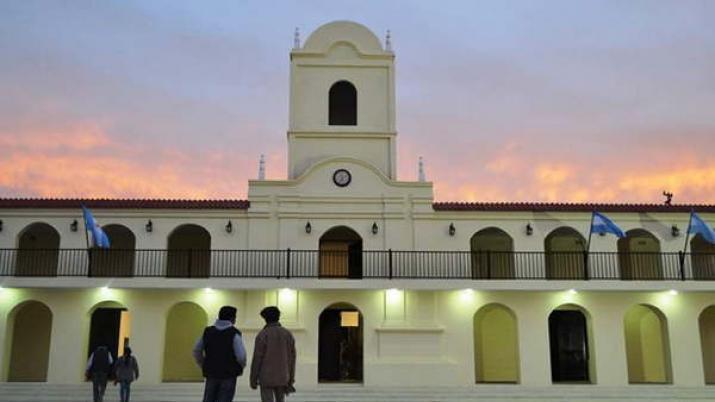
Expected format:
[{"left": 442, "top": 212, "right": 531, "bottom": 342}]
[
  {"left": 691, "top": 235, "right": 715, "bottom": 280},
  {"left": 624, "top": 304, "right": 672, "bottom": 383},
  {"left": 162, "top": 302, "right": 208, "bottom": 382},
  {"left": 699, "top": 305, "right": 715, "bottom": 384},
  {"left": 318, "top": 302, "right": 363, "bottom": 383},
  {"left": 16, "top": 222, "right": 60, "bottom": 276},
  {"left": 91, "top": 224, "right": 135, "bottom": 277},
  {"left": 473, "top": 303, "right": 519, "bottom": 383},
  {"left": 4, "top": 300, "right": 53, "bottom": 381},
  {"left": 548, "top": 304, "right": 595, "bottom": 383},
  {"left": 319, "top": 226, "right": 363, "bottom": 278},
  {"left": 329, "top": 80, "right": 357, "bottom": 126},
  {"left": 167, "top": 224, "right": 211, "bottom": 278},
  {"left": 470, "top": 227, "right": 514, "bottom": 279},
  {"left": 87, "top": 300, "right": 130, "bottom": 362},
  {"left": 618, "top": 229, "right": 663, "bottom": 279},
  {"left": 545, "top": 227, "right": 586, "bottom": 279}
]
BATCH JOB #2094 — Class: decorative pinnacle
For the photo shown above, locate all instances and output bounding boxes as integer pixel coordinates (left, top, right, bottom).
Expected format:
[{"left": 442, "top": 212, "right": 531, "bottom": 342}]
[
  {"left": 385, "top": 29, "right": 392, "bottom": 52},
  {"left": 258, "top": 154, "right": 266, "bottom": 180},
  {"left": 293, "top": 27, "right": 300, "bottom": 49},
  {"left": 418, "top": 156, "right": 426, "bottom": 182}
]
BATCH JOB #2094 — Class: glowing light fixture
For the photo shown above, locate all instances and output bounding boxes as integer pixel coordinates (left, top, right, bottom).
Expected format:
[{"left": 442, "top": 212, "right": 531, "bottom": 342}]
[
  {"left": 568, "top": 289, "right": 577, "bottom": 295},
  {"left": 340, "top": 311, "right": 359, "bottom": 327},
  {"left": 669, "top": 289, "right": 678, "bottom": 296}
]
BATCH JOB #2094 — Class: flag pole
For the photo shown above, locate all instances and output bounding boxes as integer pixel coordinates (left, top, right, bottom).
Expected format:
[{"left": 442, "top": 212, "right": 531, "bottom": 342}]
[
  {"left": 679, "top": 210, "right": 694, "bottom": 279},
  {"left": 585, "top": 211, "right": 595, "bottom": 253}
]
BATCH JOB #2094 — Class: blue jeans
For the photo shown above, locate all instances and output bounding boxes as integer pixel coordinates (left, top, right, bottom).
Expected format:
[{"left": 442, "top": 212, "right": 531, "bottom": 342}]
[
  {"left": 119, "top": 381, "right": 131, "bottom": 402},
  {"left": 202, "top": 377, "right": 237, "bottom": 402}
]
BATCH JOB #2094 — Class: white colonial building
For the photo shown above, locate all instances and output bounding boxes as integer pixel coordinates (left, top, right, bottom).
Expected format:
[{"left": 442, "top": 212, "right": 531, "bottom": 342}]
[{"left": 1, "top": 21, "right": 714, "bottom": 392}]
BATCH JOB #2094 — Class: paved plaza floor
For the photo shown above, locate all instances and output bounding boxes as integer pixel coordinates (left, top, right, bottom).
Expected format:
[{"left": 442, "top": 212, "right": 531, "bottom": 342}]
[{"left": 1, "top": 383, "right": 714, "bottom": 402}]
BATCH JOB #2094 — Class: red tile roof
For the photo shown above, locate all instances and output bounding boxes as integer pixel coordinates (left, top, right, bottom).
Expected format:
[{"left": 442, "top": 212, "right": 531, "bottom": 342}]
[
  {"left": 432, "top": 202, "right": 715, "bottom": 213},
  {"left": 0, "top": 198, "right": 249, "bottom": 210}
]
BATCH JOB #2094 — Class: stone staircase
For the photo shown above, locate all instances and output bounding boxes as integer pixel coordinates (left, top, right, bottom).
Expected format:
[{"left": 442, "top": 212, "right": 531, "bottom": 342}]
[{"left": 1, "top": 383, "right": 714, "bottom": 402}]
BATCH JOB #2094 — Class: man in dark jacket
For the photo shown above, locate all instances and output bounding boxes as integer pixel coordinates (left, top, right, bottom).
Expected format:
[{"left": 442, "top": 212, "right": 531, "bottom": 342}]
[
  {"left": 193, "top": 305, "right": 247, "bottom": 402},
  {"left": 86, "top": 344, "right": 114, "bottom": 402},
  {"left": 250, "top": 306, "right": 296, "bottom": 402}
]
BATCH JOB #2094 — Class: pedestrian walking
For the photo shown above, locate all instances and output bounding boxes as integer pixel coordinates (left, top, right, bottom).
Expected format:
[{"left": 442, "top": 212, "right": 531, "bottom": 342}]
[
  {"left": 86, "top": 344, "right": 114, "bottom": 402},
  {"left": 250, "top": 306, "right": 296, "bottom": 402},
  {"left": 193, "top": 305, "right": 247, "bottom": 402},
  {"left": 113, "top": 347, "right": 139, "bottom": 402}
]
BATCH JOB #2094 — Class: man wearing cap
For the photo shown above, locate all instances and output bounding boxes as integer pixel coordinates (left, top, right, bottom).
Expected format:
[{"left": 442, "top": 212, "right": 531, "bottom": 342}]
[
  {"left": 250, "top": 306, "right": 296, "bottom": 402},
  {"left": 193, "top": 305, "right": 247, "bottom": 402}
]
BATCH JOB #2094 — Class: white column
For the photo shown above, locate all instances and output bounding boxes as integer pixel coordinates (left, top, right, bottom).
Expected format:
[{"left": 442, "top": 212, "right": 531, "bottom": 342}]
[
  {"left": 516, "top": 301, "right": 551, "bottom": 385},
  {"left": 669, "top": 303, "right": 705, "bottom": 386},
  {"left": 129, "top": 302, "right": 165, "bottom": 384},
  {"left": 47, "top": 302, "right": 87, "bottom": 384},
  {"left": 590, "top": 304, "right": 628, "bottom": 385}
]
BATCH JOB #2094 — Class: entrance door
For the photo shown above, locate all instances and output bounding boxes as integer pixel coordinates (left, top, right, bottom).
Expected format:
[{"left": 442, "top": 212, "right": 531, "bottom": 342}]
[
  {"left": 319, "top": 306, "right": 363, "bottom": 382},
  {"left": 88, "top": 308, "right": 128, "bottom": 360},
  {"left": 549, "top": 310, "right": 589, "bottom": 382}
]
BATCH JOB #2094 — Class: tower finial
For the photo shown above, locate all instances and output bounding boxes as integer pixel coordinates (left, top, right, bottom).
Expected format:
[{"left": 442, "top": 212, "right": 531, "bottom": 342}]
[
  {"left": 293, "top": 27, "right": 301, "bottom": 50},
  {"left": 258, "top": 154, "right": 266, "bottom": 180},
  {"left": 418, "top": 156, "right": 426, "bottom": 182},
  {"left": 385, "top": 29, "right": 392, "bottom": 52}
]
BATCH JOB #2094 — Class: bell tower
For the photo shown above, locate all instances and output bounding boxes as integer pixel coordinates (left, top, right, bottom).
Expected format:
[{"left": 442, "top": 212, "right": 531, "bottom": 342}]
[{"left": 288, "top": 21, "right": 397, "bottom": 179}]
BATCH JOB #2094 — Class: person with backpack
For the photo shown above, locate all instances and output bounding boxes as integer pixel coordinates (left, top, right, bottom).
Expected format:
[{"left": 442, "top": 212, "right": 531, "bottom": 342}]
[
  {"left": 193, "top": 305, "right": 247, "bottom": 402},
  {"left": 113, "top": 347, "right": 139, "bottom": 402},
  {"left": 86, "top": 344, "right": 114, "bottom": 402},
  {"left": 250, "top": 306, "right": 296, "bottom": 402}
]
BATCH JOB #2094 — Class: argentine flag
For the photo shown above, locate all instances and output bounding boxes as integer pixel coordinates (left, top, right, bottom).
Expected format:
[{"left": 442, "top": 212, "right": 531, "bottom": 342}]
[
  {"left": 82, "top": 206, "right": 110, "bottom": 248},
  {"left": 689, "top": 212, "right": 715, "bottom": 245},
  {"left": 591, "top": 211, "right": 625, "bottom": 238}
]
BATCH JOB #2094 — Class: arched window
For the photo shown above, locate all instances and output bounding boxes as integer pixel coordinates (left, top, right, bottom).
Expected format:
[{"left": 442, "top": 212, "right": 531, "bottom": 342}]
[
  {"left": 624, "top": 304, "right": 672, "bottom": 384},
  {"left": 167, "top": 224, "right": 211, "bottom": 278},
  {"left": 163, "top": 302, "right": 207, "bottom": 382},
  {"left": 91, "top": 224, "right": 135, "bottom": 277},
  {"left": 618, "top": 229, "right": 662, "bottom": 279},
  {"left": 329, "top": 81, "right": 357, "bottom": 125},
  {"left": 470, "top": 228, "right": 514, "bottom": 279},
  {"left": 16, "top": 222, "right": 60, "bottom": 277},
  {"left": 319, "top": 226, "right": 362, "bottom": 278},
  {"left": 6, "top": 301, "right": 53, "bottom": 381},
  {"left": 691, "top": 235, "right": 715, "bottom": 280},
  {"left": 474, "top": 304, "right": 519, "bottom": 383},
  {"left": 699, "top": 305, "right": 715, "bottom": 384},
  {"left": 545, "top": 227, "right": 586, "bottom": 279}
]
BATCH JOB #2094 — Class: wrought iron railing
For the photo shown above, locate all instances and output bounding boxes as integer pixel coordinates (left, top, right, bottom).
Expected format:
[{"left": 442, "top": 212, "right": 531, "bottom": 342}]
[{"left": 0, "top": 249, "right": 714, "bottom": 280}]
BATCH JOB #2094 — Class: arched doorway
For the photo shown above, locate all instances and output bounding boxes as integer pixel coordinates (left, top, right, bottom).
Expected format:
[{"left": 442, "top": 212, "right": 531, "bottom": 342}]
[
  {"left": 473, "top": 304, "right": 519, "bottom": 383},
  {"left": 618, "top": 229, "right": 662, "bottom": 279},
  {"left": 470, "top": 228, "right": 514, "bottom": 279},
  {"left": 545, "top": 227, "right": 586, "bottom": 279},
  {"left": 548, "top": 305, "right": 593, "bottom": 383},
  {"left": 328, "top": 80, "right": 357, "bottom": 125},
  {"left": 318, "top": 303, "right": 363, "bottom": 383},
  {"left": 163, "top": 302, "right": 207, "bottom": 382},
  {"left": 700, "top": 306, "right": 715, "bottom": 384},
  {"left": 167, "top": 224, "right": 211, "bottom": 278},
  {"left": 624, "top": 304, "right": 672, "bottom": 383},
  {"left": 5, "top": 301, "right": 52, "bottom": 381},
  {"left": 88, "top": 301, "right": 131, "bottom": 364},
  {"left": 319, "top": 226, "right": 362, "bottom": 278},
  {"left": 16, "top": 222, "right": 60, "bottom": 276},
  {"left": 691, "top": 235, "right": 715, "bottom": 280},
  {"left": 91, "top": 224, "right": 135, "bottom": 277}
]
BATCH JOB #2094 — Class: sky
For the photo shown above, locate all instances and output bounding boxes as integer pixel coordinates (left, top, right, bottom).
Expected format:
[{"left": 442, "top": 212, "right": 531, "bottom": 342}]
[{"left": 1, "top": 0, "right": 714, "bottom": 203}]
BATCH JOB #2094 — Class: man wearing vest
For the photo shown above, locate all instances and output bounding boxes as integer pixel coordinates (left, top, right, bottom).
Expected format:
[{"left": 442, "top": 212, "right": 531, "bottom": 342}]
[
  {"left": 86, "top": 344, "right": 114, "bottom": 402},
  {"left": 193, "top": 305, "right": 247, "bottom": 402}
]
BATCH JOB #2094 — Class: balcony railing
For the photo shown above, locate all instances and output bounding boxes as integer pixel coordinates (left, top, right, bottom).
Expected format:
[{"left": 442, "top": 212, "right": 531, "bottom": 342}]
[{"left": 0, "top": 249, "right": 714, "bottom": 280}]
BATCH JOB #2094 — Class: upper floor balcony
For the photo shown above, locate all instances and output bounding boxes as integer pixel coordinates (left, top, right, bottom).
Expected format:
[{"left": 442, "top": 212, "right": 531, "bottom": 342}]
[{"left": 1, "top": 248, "right": 714, "bottom": 281}]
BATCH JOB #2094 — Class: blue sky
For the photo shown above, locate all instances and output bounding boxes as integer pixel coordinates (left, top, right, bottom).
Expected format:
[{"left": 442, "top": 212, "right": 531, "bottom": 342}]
[{"left": 1, "top": 1, "right": 714, "bottom": 202}]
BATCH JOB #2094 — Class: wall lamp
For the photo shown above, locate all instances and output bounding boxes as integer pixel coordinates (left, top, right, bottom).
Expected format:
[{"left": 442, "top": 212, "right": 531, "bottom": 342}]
[
  {"left": 0, "top": 219, "right": 3, "bottom": 232},
  {"left": 225, "top": 220, "right": 233, "bottom": 233},
  {"left": 526, "top": 223, "right": 534, "bottom": 236},
  {"left": 70, "top": 219, "right": 79, "bottom": 232},
  {"left": 671, "top": 225, "right": 680, "bottom": 237},
  {"left": 305, "top": 221, "right": 312, "bottom": 234},
  {"left": 145, "top": 220, "right": 153, "bottom": 233},
  {"left": 371, "top": 222, "right": 379, "bottom": 235},
  {"left": 448, "top": 223, "right": 456, "bottom": 236}
]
